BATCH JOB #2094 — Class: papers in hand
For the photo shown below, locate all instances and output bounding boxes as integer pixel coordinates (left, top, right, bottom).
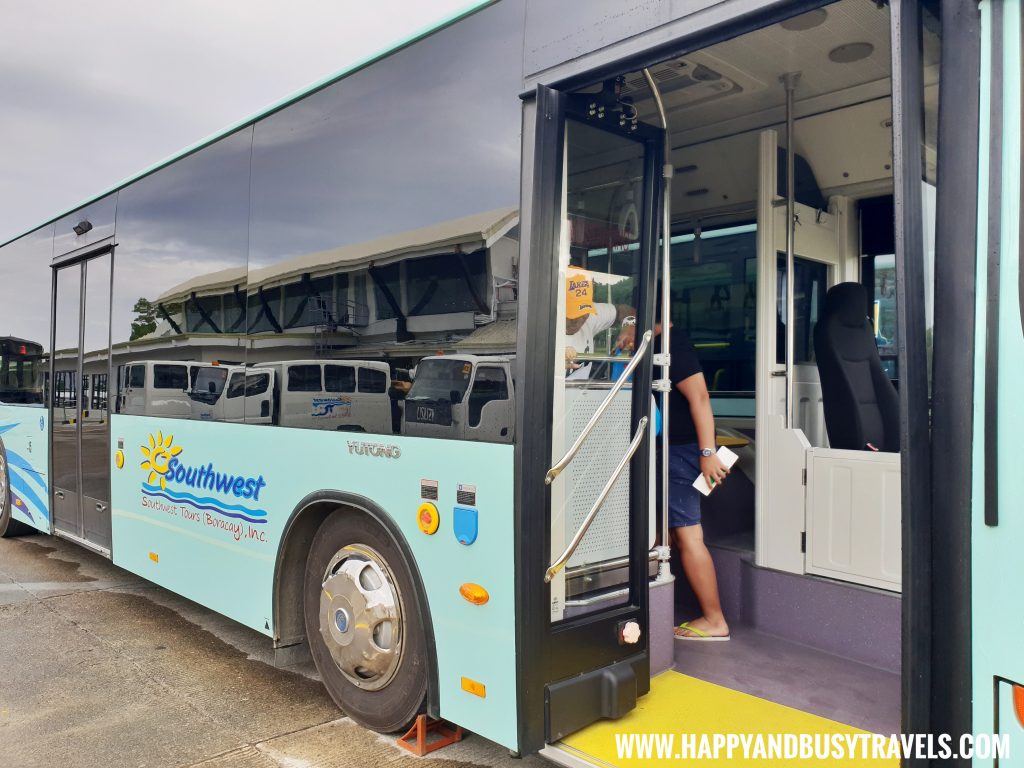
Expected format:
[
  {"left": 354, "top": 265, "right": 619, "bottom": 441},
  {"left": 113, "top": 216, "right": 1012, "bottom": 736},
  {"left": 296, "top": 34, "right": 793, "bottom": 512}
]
[{"left": 692, "top": 446, "right": 739, "bottom": 496}]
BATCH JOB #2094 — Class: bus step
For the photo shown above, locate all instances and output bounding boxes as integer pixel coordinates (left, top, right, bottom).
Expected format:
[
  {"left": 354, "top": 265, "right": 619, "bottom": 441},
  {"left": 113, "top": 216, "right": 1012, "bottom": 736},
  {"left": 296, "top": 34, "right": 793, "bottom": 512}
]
[{"left": 396, "top": 714, "right": 464, "bottom": 756}]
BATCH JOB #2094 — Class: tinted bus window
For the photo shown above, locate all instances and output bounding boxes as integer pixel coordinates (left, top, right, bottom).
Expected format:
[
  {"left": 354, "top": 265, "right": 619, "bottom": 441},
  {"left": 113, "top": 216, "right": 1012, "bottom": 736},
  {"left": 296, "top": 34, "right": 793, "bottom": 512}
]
[
  {"left": 669, "top": 226, "right": 758, "bottom": 393},
  {"left": 246, "top": 0, "right": 524, "bottom": 438},
  {"left": 357, "top": 367, "right": 386, "bottom": 394},
  {"left": 112, "top": 128, "right": 252, "bottom": 422},
  {"left": 288, "top": 366, "right": 322, "bottom": 392},
  {"left": 153, "top": 365, "right": 188, "bottom": 390},
  {"left": 776, "top": 256, "right": 828, "bottom": 365}
]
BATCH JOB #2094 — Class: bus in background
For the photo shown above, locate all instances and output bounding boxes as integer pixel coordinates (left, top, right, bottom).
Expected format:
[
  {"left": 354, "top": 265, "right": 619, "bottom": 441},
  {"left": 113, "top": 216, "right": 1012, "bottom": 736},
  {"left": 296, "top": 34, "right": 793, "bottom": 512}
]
[
  {"left": 0, "top": 337, "right": 45, "bottom": 405},
  {"left": 0, "top": 1, "right": 1013, "bottom": 765}
]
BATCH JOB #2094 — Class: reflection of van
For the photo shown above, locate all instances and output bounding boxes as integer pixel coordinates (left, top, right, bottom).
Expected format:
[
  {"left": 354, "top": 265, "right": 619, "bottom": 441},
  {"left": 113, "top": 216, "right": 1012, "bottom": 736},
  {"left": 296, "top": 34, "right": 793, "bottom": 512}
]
[
  {"left": 254, "top": 360, "right": 392, "bottom": 433},
  {"left": 402, "top": 355, "right": 514, "bottom": 443},
  {"left": 119, "top": 360, "right": 205, "bottom": 417},
  {"left": 189, "top": 366, "right": 275, "bottom": 425}
]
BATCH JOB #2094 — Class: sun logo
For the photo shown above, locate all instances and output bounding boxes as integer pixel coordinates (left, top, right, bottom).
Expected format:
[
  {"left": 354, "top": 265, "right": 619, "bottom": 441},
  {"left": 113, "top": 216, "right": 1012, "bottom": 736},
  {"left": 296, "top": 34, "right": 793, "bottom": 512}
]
[{"left": 139, "top": 432, "right": 182, "bottom": 490}]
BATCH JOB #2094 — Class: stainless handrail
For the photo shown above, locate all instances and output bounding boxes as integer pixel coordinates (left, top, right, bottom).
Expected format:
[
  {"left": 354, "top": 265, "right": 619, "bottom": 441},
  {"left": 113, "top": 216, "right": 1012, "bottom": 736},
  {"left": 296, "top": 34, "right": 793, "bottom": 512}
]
[
  {"left": 545, "top": 416, "right": 649, "bottom": 583},
  {"left": 568, "top": 354, "right": 640, "bottom": 363},
  {"left": 545, "top": 329, "right": 652, "bottom": 485},
  {"left": 643, "top": 65, "right": 675, "bottom": 581}
]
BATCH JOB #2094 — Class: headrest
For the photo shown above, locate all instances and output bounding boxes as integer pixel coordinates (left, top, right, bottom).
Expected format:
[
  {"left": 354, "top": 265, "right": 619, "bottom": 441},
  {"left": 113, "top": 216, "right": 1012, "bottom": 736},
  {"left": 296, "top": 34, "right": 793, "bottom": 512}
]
[{"left": 823, "top": 282, "right": 869, "bottom": 328}]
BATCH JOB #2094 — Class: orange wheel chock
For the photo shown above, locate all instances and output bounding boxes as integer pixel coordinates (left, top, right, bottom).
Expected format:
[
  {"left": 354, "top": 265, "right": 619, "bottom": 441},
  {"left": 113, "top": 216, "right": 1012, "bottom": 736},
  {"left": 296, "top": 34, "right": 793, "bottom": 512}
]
[{"left": 396, "top": 714, "right": 464, "bottom": 756}]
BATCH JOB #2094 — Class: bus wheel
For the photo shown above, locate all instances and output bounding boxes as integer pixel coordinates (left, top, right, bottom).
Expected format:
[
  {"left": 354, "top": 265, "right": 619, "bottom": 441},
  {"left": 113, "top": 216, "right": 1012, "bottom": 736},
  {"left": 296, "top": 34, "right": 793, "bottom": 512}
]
[
  {"left": 304, "top": 511, "right": 427, "bottom": 732},
  {"left": 0, "top": 439, "right": 31, "bottom": 538}
]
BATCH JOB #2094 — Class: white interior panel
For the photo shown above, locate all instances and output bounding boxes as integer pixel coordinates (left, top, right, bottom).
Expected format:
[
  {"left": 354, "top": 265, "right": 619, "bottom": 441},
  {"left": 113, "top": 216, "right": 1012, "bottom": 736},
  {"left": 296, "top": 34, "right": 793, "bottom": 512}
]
[{"left": 805, "top": 447, "right": 902, "bottom": 591}]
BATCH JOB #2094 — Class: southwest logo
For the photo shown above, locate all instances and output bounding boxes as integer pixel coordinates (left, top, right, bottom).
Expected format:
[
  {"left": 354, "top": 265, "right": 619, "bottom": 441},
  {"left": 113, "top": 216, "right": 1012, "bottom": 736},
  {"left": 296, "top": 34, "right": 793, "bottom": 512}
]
[
  {"left": 312, "top": 397, "right": 352, "bottom": 418},
  {"left": 139, "top": 432, "right": 267, "bottom": 527}
]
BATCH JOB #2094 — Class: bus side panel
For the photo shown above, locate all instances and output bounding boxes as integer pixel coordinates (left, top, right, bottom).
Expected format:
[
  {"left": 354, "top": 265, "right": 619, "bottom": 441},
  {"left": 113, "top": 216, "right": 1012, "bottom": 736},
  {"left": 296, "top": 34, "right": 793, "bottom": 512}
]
[
  {"left": 972, "top": 1, "right": 1024, "bottom": 755},
  {"left": 0, "top": 404, "right": 49, "bottom": 532},
  {"left": 109, "top": 414, "right": 519, "bottom": 751}
]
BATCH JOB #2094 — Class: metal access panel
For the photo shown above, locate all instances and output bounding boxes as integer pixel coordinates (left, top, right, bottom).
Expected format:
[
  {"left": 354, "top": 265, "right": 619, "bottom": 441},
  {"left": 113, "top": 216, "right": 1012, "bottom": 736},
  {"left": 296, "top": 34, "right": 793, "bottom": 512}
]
[{"left": 558, "top": 385, "right": 655, "bottom": 572}]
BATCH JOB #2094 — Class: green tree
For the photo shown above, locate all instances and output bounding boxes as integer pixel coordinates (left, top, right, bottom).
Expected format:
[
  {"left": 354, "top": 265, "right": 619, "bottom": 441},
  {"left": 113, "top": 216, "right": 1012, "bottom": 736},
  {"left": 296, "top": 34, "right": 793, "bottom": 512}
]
[{"left": 130, "top": 298, "right": 157, "bottom": 340}]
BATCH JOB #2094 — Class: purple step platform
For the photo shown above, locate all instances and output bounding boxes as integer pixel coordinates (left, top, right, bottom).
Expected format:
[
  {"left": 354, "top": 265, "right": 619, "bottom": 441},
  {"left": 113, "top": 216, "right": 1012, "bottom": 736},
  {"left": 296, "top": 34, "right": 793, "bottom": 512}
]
[{"left": 673, "top": 541, "right": 901, "bottom": 673}]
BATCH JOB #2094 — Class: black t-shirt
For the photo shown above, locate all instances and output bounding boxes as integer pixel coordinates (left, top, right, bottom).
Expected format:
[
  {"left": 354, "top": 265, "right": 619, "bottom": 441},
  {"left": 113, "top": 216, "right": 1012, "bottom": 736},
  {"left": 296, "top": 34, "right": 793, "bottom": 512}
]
[{"left": 659, "top": 328, "right": 703, "bottom": 445}]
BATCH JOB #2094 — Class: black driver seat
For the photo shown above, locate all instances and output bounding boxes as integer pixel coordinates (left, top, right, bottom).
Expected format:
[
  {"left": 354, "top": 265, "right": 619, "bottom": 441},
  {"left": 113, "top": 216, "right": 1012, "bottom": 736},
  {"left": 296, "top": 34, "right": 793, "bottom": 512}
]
[{"left": 813, "top": 282, "right": 899, "bottom": 452}]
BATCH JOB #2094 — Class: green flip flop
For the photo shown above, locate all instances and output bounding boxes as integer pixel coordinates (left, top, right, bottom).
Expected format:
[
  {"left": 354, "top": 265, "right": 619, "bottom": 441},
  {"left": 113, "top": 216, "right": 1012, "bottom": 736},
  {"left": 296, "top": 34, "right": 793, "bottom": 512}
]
[{"left": 674, "top": 620, "right": 730, "bottom": 642}]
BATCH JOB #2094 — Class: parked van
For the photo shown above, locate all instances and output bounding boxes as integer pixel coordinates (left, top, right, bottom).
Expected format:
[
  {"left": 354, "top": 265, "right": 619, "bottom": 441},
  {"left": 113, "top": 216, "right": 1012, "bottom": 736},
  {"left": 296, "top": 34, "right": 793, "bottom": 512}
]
[
  {"left": 119, "top": 360, "right": 206, "bottom": 417},
  {"left": 402, "top": 354, "right": 514, "bottom": 443},
  {"left": 253, "top": 360, "right": 392, "bottom": 433}
]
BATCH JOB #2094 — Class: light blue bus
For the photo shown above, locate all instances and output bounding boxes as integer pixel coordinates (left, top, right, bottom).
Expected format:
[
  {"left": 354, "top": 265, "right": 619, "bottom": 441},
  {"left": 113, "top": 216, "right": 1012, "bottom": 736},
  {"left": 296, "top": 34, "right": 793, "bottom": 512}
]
[{"left": 0, "top": 0, "right": 1020, "bottom": 764}]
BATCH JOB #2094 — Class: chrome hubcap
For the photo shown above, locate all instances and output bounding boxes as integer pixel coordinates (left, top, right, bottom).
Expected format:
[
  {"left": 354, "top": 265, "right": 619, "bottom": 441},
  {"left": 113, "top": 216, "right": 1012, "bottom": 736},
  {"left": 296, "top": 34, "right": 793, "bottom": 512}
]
[{"left": 319, "top": 544, "right": 404, "bottom": 690}]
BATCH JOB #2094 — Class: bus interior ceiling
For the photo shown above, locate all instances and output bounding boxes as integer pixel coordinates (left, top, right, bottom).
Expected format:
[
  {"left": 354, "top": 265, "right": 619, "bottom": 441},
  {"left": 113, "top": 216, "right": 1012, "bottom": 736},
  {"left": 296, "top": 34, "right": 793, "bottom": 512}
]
[{"left": 567, "top": 0, "right": 906, "bottom": 736}]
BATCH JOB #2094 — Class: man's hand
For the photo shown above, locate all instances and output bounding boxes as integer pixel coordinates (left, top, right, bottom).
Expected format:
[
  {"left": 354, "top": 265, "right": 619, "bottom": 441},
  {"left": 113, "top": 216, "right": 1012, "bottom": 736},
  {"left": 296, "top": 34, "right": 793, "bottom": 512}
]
[
  {"left": 565, "top": 345, "right": 579, "bottom": 369},
  {"left": 614, "top": 324, "right": 636, "bottom": 351},
  {"left": 699, "top": 452, "right": 730, "bottom": 491}
]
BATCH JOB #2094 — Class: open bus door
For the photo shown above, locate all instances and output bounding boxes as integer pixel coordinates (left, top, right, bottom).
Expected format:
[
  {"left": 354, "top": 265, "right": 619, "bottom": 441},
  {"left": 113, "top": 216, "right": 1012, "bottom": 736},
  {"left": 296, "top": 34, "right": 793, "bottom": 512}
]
[{"left": 516, "top": 83, "right": 664, "bottom": 752}]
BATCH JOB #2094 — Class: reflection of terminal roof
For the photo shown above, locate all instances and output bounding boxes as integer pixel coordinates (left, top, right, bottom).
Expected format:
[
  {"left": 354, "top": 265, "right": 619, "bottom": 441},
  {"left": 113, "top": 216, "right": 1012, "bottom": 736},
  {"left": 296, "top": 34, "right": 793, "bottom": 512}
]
[
  {"left": 454, "top": 318, "right": 517, "bottom": 352},
  {"left": 155, "top": 207, "right": 518, "bottom": 303},
  {"left": 155, "top": 266, "right": 247, "bottom": 303}
]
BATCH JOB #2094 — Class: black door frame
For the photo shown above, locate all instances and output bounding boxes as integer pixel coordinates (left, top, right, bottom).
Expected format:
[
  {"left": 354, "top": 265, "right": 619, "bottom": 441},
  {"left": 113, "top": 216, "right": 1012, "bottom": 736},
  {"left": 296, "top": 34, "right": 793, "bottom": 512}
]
[{"left": 514, "top": 85, "right": 664, "bottom": 746}]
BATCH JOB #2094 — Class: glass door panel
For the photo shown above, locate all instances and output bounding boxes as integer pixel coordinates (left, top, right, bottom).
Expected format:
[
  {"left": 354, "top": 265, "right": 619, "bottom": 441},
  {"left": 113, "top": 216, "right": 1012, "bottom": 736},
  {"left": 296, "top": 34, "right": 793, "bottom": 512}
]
[
  {"left": 52, "top": 264, "right": 82, "bottom": 535},
  {"left": 81, "top": 254, "right": 112, "bottom": 548},
  {"left": 549, "top": 119, "right": 651, "bottom": 622},
  {"left": 50, "top": 253, "right": 113, "bottom": 550}
]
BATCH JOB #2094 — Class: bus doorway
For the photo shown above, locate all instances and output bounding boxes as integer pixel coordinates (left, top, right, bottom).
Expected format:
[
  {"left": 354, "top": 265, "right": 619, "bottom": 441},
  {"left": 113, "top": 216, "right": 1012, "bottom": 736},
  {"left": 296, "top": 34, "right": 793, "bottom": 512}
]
[
  {"left": 525, "top": 0, "right": 937, "bottom": 763},
  {"left": 51, "top": 251, "right": 114, "bottom": 553}
]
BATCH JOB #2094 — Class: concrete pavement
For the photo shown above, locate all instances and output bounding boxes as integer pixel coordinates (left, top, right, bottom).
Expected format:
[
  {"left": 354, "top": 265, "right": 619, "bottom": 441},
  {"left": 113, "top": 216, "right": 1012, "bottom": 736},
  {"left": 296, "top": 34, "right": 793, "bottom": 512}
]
[{"left": 0, "top": 533, "right": 545, "bottom": 768}]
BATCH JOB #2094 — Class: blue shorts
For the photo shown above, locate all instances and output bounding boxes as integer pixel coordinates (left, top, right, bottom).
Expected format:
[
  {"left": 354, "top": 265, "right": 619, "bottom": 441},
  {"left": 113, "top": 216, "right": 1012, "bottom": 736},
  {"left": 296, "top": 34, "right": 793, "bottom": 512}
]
[{"left": 656, "top": 443, "right": 702, "bottom": 529}]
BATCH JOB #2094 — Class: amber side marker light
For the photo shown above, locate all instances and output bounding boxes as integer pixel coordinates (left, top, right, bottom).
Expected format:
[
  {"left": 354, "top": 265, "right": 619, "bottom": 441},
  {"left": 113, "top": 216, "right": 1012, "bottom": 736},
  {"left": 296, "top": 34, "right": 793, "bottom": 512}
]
[
  {"left": 461, "top": 676, "right": 486, "bottom": 698},
  {"left": 149, "top": 552, "right": 159, "bottom": 563},
  {"left": 1014, "top": 684, "right": 1024, "bottom": 728},
  {"left": 459, "top": 583, "right": 489, "bottom": 605},
  {"left": 115, "top": 449, "right": 125, "bottom": 469}
]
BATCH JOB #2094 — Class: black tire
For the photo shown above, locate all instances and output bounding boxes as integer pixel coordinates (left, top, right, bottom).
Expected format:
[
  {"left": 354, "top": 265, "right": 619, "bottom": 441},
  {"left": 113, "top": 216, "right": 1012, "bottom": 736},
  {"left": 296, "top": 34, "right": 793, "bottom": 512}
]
[
  {"left": 0, "top": 438, "right": 32, "bottom": 538},
  {"left": 303, "top": 510, "right": 428, "bottom": 732}
]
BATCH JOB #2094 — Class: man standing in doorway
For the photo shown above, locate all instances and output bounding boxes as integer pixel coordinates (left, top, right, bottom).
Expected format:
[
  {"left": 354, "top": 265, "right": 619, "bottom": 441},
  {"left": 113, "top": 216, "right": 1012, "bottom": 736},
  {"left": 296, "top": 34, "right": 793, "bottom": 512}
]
[{"left": 657, "top": 298, "right": 731, "bottom": 641}]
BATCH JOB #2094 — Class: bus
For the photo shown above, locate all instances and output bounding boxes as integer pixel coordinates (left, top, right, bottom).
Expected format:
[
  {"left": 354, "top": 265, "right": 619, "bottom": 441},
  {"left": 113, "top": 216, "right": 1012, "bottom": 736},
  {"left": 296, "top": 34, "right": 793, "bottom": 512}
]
[
  {"left": 0, "top": 0, "right": 1019, "bottom": 764},
  {"left": 0, "top": 337, "right": 45, "bottom": 406}
]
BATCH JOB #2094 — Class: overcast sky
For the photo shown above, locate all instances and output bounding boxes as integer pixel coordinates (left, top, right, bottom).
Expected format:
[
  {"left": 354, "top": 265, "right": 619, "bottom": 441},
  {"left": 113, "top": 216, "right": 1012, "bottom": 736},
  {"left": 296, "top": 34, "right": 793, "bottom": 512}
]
[{"left": 0, "top": 0, "right": 478, "bottom": 244}]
